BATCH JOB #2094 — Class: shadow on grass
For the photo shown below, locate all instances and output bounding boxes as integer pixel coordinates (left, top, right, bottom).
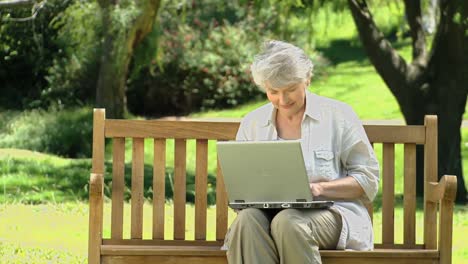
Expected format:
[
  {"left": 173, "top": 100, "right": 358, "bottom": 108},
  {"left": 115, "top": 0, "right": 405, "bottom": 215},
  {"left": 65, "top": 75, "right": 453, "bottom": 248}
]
[
  {"left": 317, "top": 36, "right": 412, "bottom": 66},
  {"left": 372, "top": 193, "right": 426, "bottom": 212},
  {"left": 317, "top": 38, "right": 368, "bottom": 65},
  {"left": 0, "top": 158, "right": 217, "bottom": 205},
  {"left": 1, "top": 157, "right": 447, "bottom": 211}
]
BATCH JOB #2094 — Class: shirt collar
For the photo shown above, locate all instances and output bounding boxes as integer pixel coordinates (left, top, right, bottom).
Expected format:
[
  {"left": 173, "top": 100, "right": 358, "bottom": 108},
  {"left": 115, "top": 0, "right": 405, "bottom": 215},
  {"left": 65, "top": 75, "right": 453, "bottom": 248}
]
[
  {"left": 261, "top": 90, "right": 322, "bottom": 127},
  {"left": 304, "top": 90, "right": 321, "bottom": 121}
]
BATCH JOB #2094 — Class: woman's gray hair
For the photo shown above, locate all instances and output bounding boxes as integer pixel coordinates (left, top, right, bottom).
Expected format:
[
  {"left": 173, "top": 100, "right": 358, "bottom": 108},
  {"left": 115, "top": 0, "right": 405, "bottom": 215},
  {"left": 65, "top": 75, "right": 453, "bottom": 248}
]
[{"left": 251, "top": 40, "right": 314, "bottom": 91}]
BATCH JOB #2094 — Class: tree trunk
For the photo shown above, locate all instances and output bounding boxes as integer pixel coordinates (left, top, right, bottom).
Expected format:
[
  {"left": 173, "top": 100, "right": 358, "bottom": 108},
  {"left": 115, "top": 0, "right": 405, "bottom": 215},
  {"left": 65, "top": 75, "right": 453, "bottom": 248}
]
[
  {"left": 403, "top": 95, "right": 467, "bottom": 204},
  {"left": 95, "top": 6, "right": 129, "bottom": 119},
  {"left": 348, "top": 0, "right": 468, "bottom": 203},
  {"left": 95, "top": 0, "right": 161, "bottom": 118}
]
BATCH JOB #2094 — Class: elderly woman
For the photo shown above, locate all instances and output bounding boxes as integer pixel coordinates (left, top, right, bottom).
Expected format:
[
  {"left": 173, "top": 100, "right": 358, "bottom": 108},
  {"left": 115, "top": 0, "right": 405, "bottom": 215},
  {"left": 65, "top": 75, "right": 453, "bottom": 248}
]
[{"left": 223, "top": 40, "right": 380, "bottom": 263}]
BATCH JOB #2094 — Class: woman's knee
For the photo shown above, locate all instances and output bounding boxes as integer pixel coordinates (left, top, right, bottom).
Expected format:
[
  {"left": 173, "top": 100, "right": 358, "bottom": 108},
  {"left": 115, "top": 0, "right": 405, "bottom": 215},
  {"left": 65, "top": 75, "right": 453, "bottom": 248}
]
[
  {"left": 234, "top": 208, "right": 270, "bottom": 229},
  {"left": 270, "top": 209, "right": 303, "bottom": 236}
]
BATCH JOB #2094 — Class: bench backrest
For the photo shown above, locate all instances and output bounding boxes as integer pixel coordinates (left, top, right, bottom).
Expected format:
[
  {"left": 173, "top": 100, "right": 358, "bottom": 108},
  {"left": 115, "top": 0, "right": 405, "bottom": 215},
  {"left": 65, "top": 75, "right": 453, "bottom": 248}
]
[{"left": 91, "top": 109, "right": 438, "bottom": 250}]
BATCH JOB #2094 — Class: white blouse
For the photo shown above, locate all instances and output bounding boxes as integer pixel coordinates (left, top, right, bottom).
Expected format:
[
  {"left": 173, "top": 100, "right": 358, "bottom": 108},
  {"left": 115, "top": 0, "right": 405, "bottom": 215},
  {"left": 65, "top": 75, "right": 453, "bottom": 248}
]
[{"left": 235, "top": 90, "right": 380, "bottom": 250}]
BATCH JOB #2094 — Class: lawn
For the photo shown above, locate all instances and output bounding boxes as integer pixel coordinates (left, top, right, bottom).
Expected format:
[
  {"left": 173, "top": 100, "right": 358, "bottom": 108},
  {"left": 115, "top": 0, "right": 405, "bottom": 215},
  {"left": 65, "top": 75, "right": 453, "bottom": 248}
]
[{"left": 1, "top": 202, "right": 467, "bottom": 263}]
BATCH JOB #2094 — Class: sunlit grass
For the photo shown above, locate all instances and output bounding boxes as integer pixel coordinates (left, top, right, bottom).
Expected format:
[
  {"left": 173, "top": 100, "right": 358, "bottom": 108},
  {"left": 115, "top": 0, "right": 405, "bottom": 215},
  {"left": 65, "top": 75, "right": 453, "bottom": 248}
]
[{"left": 0, "top": 202, "right": 467, "bottom": 263}]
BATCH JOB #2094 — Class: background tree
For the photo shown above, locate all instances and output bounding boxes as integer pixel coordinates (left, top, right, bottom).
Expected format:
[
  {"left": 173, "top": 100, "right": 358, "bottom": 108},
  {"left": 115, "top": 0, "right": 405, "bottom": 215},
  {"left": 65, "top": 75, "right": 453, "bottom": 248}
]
[
  {"left": 347, "top": 0, "right": 467, "bottom": 203},
  {"left": 95, "top": 0, "right": 161, "bottom": 118},
  {"left": 0, "top": 0, "right": 36, "bottom": 8}
]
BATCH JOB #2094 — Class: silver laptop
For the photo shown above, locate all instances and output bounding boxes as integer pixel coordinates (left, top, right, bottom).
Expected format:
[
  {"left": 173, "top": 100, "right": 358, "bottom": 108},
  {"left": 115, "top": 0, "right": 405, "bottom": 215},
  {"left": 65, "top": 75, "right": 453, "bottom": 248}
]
[{"left": 217, "top": 140, "right": 333, "bottom": 210}]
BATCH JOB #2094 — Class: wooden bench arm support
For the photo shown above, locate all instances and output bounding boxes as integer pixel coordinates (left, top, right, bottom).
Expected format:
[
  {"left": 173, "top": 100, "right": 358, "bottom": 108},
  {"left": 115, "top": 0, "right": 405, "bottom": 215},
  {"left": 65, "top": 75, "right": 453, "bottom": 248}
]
[
  {"left": 426, "top": 175, "right": 457, "bottom": 203},
  {"left": 427, "top": 175, "right": 457, "bottom": 264},
  {"left": 88, "top": 173, "right": 104, "bottom": 264}
]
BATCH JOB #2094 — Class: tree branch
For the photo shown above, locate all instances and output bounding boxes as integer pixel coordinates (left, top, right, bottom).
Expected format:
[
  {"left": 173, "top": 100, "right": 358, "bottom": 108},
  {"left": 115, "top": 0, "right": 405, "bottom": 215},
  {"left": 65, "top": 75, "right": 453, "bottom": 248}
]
[
  {"left": 0, "top": 0, "right": 35, "bottom": 8},
  {"left": 403, "top": 0, "right": 427, "bottom": 65},
  {"left": 347, "top": 0, "right": 408, "bottom": 97},
  {"left": 428, "top": 0, "right": 468, "bottom": 71},
  {"left": 1, "top": 0, "right": 46, "bottom": 22}
]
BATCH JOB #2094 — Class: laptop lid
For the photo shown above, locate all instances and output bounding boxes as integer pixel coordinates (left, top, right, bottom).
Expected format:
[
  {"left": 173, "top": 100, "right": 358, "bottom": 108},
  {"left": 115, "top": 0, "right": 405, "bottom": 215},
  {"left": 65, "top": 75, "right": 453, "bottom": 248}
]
[{"left": 216, "top": 140, "right": 314, "bottom": 204}]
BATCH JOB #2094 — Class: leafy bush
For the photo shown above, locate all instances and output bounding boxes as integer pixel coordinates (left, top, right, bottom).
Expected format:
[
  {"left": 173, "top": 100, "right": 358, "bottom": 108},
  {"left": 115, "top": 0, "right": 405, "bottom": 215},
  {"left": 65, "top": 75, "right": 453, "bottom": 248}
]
[
  {"left": 43, "top": 0, "right": 102, "bottom": 108},
  {"left": 0, "top": 0, "right": 75, "bottom": 109},
  {"left": 128, "top": 22, "right": 264, "bottom": 116},
  {"left": 127, "top": 0, "right": 330, "bottom": 116},
  {"left": 0, "top": 108, "right": 93, "bottom": 158}
]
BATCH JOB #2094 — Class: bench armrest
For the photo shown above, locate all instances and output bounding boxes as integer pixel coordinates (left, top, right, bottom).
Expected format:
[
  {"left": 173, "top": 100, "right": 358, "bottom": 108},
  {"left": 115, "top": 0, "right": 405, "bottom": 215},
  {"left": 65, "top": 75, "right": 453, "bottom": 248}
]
[
  {"left": 426, "top": 175, "right": 457, "bottom": 203},
  {"left": 88, "top": 173, "right": 104, "bottom": 264},
  {"left": 427, "top": 175, "right": 457, "bottom": 264}
]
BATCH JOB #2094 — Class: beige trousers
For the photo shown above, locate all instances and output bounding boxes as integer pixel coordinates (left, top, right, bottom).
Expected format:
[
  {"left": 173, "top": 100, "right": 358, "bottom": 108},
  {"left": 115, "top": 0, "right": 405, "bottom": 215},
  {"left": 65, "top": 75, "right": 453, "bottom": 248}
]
[{"left": 224, "top": 208, "right": 342, "bottom": 264}]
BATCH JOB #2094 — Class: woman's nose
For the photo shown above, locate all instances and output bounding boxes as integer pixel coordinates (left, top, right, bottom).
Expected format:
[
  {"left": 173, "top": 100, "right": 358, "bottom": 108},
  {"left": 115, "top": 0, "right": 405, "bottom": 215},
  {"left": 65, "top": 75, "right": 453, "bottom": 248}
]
[{"left": 279, "top": 94, "right": 288, "bottom": 104}]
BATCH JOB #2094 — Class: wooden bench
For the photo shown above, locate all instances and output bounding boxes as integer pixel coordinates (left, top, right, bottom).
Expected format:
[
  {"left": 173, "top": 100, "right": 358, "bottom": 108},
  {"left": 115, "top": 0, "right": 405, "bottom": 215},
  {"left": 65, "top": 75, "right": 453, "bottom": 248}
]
[{"left": 88, "top": 109, "right": 457, "bottom": 264}]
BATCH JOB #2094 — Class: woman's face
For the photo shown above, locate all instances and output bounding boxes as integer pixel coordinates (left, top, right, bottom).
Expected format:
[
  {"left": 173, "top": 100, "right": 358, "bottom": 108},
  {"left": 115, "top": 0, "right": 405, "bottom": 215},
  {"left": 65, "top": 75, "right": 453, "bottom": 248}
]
[{"left": 265, "top": 80, "right": 308, "bottom": 117}]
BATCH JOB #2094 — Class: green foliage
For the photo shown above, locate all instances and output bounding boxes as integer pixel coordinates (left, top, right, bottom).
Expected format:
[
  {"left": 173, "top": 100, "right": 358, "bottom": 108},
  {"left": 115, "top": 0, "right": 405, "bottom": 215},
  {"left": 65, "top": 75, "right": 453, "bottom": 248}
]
[
  {"left": 0, "top": 0, "right": 104, "bottom": 110},
  {"left": 0, "top": 0, "right": 75, "bottom": 109},
  {"left": 43, "top": 1, "right": 102, "bottom": 107},
  {"left": 0, "top": 108, "right": 93, "bottom": 158},
  {"left": 128, "top": 24, "right": 263, "bottom": 115},
  {"left": 127, "top": 0, "right": 329, "bottom": 116},
  {"left": 127, "top": 1, "right": 263, "bottom": 116}
]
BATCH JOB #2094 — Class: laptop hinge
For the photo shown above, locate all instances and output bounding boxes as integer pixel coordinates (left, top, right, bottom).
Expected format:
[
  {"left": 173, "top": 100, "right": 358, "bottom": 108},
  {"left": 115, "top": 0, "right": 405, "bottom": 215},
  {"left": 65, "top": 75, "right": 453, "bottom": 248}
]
[
  {"left": 234, "top": 200, "right": 245, "bottom": 203},
  {"left": 296, "top": 199, "right": 307, "bottom": 202}
]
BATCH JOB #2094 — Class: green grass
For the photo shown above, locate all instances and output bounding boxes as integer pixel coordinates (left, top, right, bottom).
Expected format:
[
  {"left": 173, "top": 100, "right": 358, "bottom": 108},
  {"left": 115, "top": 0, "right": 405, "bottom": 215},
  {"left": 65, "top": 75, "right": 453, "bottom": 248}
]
[{"left": 0, "top": 202, "right": 467, "bottom": 263}]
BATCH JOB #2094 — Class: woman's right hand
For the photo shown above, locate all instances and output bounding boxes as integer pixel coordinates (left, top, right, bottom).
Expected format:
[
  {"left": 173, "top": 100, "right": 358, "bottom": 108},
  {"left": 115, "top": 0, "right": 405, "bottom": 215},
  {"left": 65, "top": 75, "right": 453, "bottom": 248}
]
[{"left": 309, "top": 182, "right": 324, "bottom": 197}]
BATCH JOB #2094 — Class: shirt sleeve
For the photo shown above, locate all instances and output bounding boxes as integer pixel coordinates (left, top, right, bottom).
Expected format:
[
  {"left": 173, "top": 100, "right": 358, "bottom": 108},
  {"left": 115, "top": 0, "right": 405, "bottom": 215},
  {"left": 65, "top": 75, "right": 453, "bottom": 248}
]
[
  {"left": 235, "top": 119, "right": 249, "bottom": 141},
  {"left": 340, "top": 109, "right": 380, "bottom": 203}
]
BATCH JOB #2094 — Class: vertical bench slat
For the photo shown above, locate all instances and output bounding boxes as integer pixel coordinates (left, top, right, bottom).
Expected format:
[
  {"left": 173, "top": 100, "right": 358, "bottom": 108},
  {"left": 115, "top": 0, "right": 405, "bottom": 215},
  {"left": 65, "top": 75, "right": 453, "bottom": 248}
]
[
  {"left": 382, "top": 143, "right": 395, "bottom": 245},
  {"left": 404, "top": 143, "right": 416, "bottom": 246},
  {"left": 365, "top": 142, "right": 375, "bottom": 223},
  {"left": 216, "top": 157, "right": 228, "bottom": 241},
  {"left": 153, "top": 139, "right": 166, "bottom": 240},
  {"left": 174, "top": 139, "right": 187, "bottom": 240},
  {"left": 195, "top": 139, "right": 208, "bottom": 240},
  {"left": 131, "top": 138, "right": 144, "bottom": 239},
  {"left": 111, "top": 137, "right": 125, "bottom": 239},
  {"left": 424, "top": 116, "right": 438, "bottom": 249}
]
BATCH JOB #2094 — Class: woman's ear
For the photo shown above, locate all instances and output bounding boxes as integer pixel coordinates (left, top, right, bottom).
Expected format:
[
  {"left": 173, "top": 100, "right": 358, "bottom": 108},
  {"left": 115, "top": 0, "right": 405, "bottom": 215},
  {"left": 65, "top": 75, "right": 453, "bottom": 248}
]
[{"left": 305, "top": 79, "right": 311, "bottom": 87}]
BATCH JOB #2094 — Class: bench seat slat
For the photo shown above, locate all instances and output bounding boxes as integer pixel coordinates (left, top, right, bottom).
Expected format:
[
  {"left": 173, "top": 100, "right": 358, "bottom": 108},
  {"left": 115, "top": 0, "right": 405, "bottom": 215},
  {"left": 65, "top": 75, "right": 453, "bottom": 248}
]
[
  {"left": 101, "top": 239, "right": 426, "bottom": 249},
  {"left": 101, "top": 245, "right": 439, "bottom": 258},
  {"left": 102, "top": 256, "right": 226, "bottom": 264},
  {"left": 102, "top": 255, "right": 438, "bottom": 264}
]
